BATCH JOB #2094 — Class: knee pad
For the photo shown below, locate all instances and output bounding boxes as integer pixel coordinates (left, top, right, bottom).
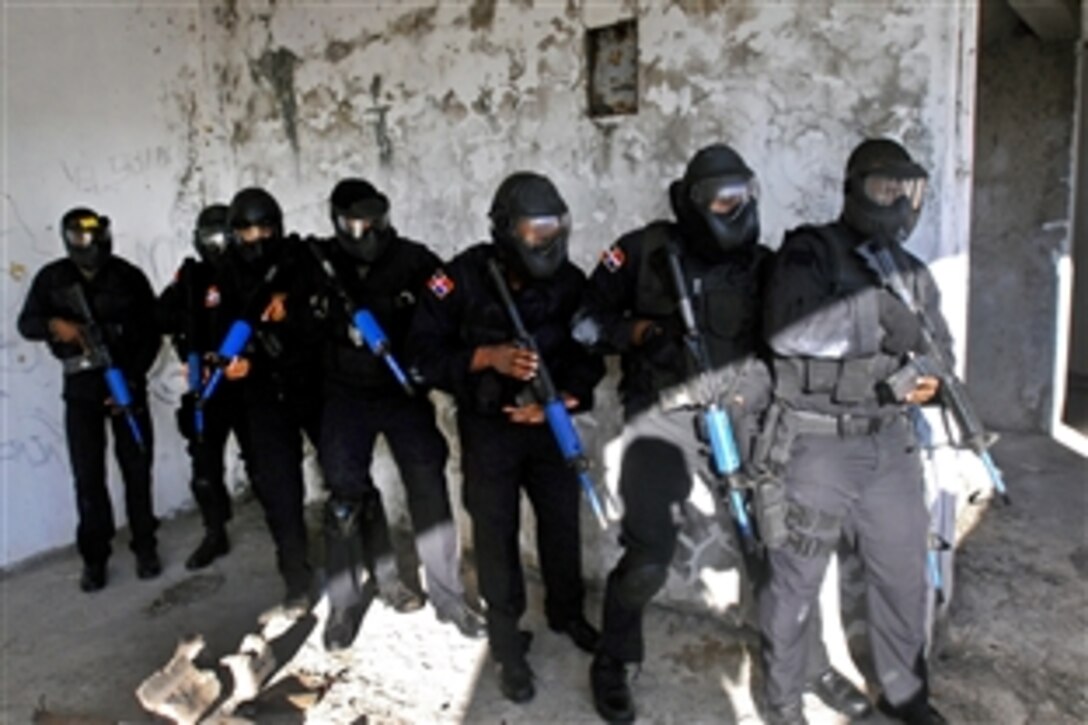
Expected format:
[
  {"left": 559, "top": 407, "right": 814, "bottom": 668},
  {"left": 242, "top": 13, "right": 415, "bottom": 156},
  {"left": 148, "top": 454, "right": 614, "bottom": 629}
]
[{"left": 615, "top": 561, "right": 669, "bottom": 610}]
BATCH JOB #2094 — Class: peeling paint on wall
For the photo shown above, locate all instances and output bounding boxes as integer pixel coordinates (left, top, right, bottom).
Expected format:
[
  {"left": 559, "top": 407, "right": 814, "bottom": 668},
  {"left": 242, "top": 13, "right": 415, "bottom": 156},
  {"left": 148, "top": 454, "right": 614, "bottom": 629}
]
[
  {"left": 250, "top": 46, "right": 301, "bottom": 157},
  {"left": 469, "top": 0, "right": 497, "bottom": 32}
]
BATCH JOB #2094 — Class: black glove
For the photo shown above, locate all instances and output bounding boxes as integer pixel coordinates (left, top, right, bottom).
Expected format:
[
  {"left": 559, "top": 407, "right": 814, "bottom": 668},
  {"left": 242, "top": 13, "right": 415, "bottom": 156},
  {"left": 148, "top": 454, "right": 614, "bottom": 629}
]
[{"left": 878, "top": 291, "right": 923, "bottom": 355}]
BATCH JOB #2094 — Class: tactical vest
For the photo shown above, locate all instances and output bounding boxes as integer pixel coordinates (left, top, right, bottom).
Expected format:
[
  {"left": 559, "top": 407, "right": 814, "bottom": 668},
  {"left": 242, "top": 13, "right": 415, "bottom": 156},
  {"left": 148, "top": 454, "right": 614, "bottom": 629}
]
[{"left": 773, "top": 223, "right": 906, "bottom": 413}]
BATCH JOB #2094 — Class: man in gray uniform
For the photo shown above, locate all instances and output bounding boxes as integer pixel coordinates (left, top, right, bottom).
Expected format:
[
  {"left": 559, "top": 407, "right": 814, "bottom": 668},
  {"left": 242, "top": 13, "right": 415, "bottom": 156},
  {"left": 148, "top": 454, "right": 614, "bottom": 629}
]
[{"left": 759, "top": 138, "right": 949, "bottom": 725}]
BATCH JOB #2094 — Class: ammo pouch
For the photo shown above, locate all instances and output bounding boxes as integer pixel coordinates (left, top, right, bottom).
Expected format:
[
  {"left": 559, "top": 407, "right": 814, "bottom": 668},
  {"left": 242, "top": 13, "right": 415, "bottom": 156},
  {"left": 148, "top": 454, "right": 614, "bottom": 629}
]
[
  {"left": 752, "top": 473, "right": 790, "bottom": 550},
  {"left": 784, "top": 504, "right": 841, "bottom": 558}
]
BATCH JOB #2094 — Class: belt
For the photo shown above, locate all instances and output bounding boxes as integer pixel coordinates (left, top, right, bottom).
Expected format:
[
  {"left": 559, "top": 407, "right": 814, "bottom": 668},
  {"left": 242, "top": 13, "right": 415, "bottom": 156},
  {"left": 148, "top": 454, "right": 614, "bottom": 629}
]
[{"left": 784, "top": 409, "right": 902, "bottom": 437}]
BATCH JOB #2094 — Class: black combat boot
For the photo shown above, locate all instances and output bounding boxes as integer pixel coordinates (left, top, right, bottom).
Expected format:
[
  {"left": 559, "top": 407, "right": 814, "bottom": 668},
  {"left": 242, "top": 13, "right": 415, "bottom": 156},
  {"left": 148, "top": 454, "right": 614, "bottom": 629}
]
[
  {"left": 549, "top": 615, "right": 601, "bottom": 654},
  {"left": 80, "top": 561, "right": 108, "bottom": 592},
  {"left": 323, "top": 606, "right": 362, "bottom": 652},
  {"left": 185, "top": 528, "right": 230, "bottom": 570},
  {"left": 762, "top": 699, "right": 808, "bottom": 725},
  {"left": 136, "top": 549, "right": 162, "bottom": 579},
  {"left": 878, "top": 694, "right": 948, "bottom": 724},
  {"left": 807, "top": 668, "right": 872, "bottom": 718},
  {"left": 590, "top": 653, "right": 636, "bottom": 723},
  {"left": 499, "top": 656, "right": 535, "bottom": 704}
]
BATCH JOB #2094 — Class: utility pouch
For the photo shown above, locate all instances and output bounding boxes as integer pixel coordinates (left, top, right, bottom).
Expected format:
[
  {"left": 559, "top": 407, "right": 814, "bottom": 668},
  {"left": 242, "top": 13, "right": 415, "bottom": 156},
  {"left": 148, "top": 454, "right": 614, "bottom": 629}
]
[{"left": 753, "top": 474, "right": 790, "bottom": 550}]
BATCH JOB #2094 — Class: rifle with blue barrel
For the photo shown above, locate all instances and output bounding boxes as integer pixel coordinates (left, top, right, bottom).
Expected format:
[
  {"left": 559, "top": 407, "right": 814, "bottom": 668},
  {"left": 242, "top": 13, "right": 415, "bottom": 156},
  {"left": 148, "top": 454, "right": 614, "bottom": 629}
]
[
  {"left": 307, "top": 240, "right": 415, "bottom": 396},
  {"left": 663, "top": 243, "right": 759, "bottom": 553},
  {"left": 857, "top": 241, "right": 1009, "bottom": 504},
  {"left": 66, "top": 283, "right": 146, "bottom": 452},
  {"left": 199, "top": 260, "right": 283, "bottom": 405},
  {"left": 486, "top": 257, "right": 612, "bottom": 530}
]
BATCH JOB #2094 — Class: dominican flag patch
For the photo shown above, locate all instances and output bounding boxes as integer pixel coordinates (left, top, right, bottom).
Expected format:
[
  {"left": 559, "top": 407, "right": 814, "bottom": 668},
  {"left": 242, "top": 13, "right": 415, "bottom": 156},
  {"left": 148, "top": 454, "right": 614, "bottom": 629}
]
[
  {"left": 204, "top": 285, "right": 221, "bottom": 308},
  {"left": 427, "top": 270, "right": 455, "bottom": 299},
  {"left": 601, "top": 245, "right": 626, "bottom": 273}
]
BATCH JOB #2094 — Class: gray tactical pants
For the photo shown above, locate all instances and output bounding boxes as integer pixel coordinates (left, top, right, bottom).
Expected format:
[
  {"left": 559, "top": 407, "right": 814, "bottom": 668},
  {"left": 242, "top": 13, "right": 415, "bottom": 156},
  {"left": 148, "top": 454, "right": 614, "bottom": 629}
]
[{"left": 760, "top": 414, "right": 929, "bottom": 709}]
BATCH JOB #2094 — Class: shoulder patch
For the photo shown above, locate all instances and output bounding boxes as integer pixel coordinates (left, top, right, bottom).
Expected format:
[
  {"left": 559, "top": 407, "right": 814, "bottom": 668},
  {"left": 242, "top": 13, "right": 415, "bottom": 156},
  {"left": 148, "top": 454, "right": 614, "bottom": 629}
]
[
  {"left": 426, "top": 269, "right": 455, "bottom": 299},
  {"left": 600, "top": 245, "right": 626, "bottom": 273}
]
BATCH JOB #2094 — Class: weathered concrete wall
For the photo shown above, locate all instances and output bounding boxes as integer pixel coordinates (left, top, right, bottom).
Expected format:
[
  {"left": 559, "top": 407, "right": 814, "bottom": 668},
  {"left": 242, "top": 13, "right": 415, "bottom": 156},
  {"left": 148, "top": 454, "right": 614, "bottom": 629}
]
[
  {"left": 968, "top": 0, "right": 1078, "bottom": 431},
  {"left": 2, "top": 1, "right": 978, "bottom": 582}
]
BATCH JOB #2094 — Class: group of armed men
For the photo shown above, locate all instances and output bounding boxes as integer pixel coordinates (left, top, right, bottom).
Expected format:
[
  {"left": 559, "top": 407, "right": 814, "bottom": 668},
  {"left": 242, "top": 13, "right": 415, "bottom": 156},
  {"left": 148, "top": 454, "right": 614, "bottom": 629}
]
[{"left": 18, "top": 137, "right": 951, "bottom": 724}]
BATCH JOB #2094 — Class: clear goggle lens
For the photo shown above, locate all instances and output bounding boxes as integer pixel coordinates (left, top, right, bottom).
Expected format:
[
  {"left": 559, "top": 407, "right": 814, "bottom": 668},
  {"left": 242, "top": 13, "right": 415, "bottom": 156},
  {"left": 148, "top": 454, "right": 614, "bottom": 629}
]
[
  {"left": 65, "top": 216, "right": 105, "bottom": 248},
  {"left": 198, "top": 230, "right": 228, "bottom": 251},
  {"left": 336, "top": 214, "right": 385, "bottom": 240},
  {"left": 515, "top": 214, "right": 570, "bottom": 248},
  {"left": 690, "top": 176, "right": 759, "bottom": 218},
  {"left": 234, "top": 224, "right": 275, "bottom": 243},
  {"left": 862, "top": 175, "right": 926, "bottom": 210}
]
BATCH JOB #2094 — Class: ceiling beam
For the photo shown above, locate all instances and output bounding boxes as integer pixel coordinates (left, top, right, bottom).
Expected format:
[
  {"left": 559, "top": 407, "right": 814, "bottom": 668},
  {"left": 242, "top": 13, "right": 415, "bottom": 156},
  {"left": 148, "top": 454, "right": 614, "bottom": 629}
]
[{"left": 1007, "top": 0, "right": 1081, "bottom": 40}]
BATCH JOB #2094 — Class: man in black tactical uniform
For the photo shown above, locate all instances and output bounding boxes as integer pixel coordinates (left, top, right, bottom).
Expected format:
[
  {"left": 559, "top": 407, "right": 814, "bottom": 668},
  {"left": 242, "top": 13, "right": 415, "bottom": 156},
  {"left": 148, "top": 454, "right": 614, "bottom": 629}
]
[
  {"left": 18, "top": 207, "right": 161, "bottom": 591},
  {"left": 157, "top": 204, "right": 255, "bottom": 570},
  {"left": 308, "top": 178, "right": 484, "bottom": 651},
  {"left": 215, "top": 187, "right": 321, "bottom": 610},
  {"left": 409, "top": 172, "right": 604, "bottom": 704},
  {"left": 759, "top": 138, "right": 950, "bottom": 725},
  {"left": 577, "top": 144, "right": 869, "bottom": 724}
]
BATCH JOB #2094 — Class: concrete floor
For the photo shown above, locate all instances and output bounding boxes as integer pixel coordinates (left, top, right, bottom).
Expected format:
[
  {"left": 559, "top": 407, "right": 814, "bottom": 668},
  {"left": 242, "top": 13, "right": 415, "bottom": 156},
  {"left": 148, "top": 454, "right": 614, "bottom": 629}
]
[{"left": 1, "top": 431, "right": 1085, "bottom": 724}]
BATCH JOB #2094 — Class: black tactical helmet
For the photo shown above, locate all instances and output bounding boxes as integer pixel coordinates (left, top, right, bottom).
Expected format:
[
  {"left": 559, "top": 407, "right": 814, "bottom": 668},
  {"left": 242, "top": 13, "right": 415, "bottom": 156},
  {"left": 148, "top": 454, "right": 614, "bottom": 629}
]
[
  {"left": 193, "top": 204, "right": 230, "bottom": 265},
  {"left": 227, "top": 187, "right": 283, "bottom": 264},
  {"left": 61, "top": 206, "right": 112, "bottom": 276},
  {"left": 669, "top": 144, "right": 760, "bottom": 260},
  {"left": 329, "top": 178, "right": 393, "bottom": 262},
  {"left": 842, "top": 138, "right": 928, "bottom": 244},
  {"left": 489, "top": 172, "right": 570, "bottom": 281}
]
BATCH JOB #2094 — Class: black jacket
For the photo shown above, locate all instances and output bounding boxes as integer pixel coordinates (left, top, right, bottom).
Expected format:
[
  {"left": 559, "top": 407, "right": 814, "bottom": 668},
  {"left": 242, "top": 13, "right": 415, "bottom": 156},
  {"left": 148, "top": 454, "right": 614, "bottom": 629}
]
[
  {"left": 408, "top": 243, "right": 604, "bottom": 418},
  {"left": 307, "top": 235, "right": 441, "bottom": 396},
  {"left": 214, "top": 235, "right": 323, "bottom": 397},
  {"left": 580, "top": 221, "right": 772, "bottom": 415},
  {"left": 18, "top": 255, "right": 159, "bottom": 401},
  {"left": 157, "top": 257, "right": 232, "bottom": 361}
]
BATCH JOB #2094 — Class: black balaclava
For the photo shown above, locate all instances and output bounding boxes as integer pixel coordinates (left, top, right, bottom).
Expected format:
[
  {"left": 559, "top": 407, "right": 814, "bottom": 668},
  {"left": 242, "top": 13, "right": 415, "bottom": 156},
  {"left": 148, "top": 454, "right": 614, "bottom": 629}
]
[
  {"left": 841, "top": 138, "right": 928, "bottom": 245},
  {"left": 669, "top": 143, "right": 760, "bottom": 261},
  {"left": 227, "top": 187, "right": 284, "bottom": 266},
  {"left": 193, "top": 204, "right": 230, "bottom": 268},
  {"left": 61, "top": 207, "right": 112, "bottom": 277},
  {"left": 329, "top": 178, "right": 394, "bottom": 263},
  {"left": 489, "top": 172, "right": 570, "bottom": 281}
]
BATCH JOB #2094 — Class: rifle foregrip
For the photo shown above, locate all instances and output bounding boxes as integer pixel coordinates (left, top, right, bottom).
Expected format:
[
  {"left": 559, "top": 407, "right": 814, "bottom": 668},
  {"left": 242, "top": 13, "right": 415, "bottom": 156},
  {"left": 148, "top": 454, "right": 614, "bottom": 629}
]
[
  {"left": 353, "top": 309, "right": 414, "bottom": 394},
  {"left": 217, "top": 320, "right": 253, "bottom": 359},
  {"left": 105, "top": 367, "right": 145, "bottom": 449},
  {"left": 544, "top": 399, "right": 585, "bottom": 462},
  {"left": 201, "top": 320, "right": 253, "bottom": 403},
  {"left": 105, "top": 367, "right": 134, "bottom": 408},
  {"left": 353, "top": 310, "right": 390, "bottom": 354}
]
